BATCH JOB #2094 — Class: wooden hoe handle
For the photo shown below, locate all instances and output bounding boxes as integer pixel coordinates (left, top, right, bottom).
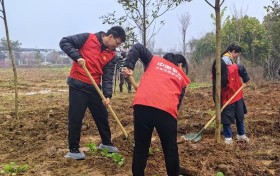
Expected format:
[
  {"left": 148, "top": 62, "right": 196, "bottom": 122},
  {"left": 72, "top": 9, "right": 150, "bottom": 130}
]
[
  {"left": 82, "top": 65, "right": 128, "bottom": 139},
  {"left": 127, "top": 76, "right": 138, "bottom": 90},
  {"left": 204, "top": 84, "right": 246, "bottom": 129}
]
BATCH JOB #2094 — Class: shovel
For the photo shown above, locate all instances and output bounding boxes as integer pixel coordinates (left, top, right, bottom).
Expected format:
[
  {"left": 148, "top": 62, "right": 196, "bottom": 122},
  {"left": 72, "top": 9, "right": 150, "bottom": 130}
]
[
  {"left": 82, "top": 65, "right": 128, "bottom": 139},
  {"left": 178, "top": 84, "right": 246, "bottom": 143}
]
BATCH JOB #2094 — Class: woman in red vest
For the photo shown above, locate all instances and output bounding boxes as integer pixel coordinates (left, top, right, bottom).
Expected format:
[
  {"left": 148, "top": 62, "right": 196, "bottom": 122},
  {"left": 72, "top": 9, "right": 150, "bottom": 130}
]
[
  {"left": 59, "top": 26, "right": 126, "bottom": 160},
  {"left": 212, "top": 44, "right": 250, "bottom": 144},
  {"left": 122, "top": 43, "right": 190, "bottom": 176}
]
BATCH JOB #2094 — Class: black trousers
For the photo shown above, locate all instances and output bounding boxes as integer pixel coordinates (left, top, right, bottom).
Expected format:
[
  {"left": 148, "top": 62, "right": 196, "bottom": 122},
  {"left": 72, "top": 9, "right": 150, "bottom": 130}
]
[
  {"left": 132, "top": 105, "right": 179, "bottom": 176},
  {"left": 221, "top": 98, "right": 247, "bottom": 124},
  {"left": 119, "top": 73, "right": 131, "bottom": 92},
  {"left": 68, "top": 86, "right": 112, "bottom": 150}
]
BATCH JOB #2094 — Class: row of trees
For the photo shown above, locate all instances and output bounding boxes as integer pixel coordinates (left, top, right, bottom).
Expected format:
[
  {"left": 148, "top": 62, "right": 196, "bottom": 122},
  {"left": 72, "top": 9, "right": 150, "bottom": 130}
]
[
  {"left": 0, "top": 38, "right": 21, "bottom": 50},
  {"left": 189, "top": 1, "right": 280, "bottom": 80},
  {"left": 264, "top": 0, "right": 280, "bottom": 79}
]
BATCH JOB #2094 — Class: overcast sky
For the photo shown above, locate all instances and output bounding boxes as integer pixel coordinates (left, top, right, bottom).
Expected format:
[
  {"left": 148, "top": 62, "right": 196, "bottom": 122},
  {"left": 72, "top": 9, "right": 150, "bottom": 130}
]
[{"left": 0, "top": 0, "right": 271, "bottom": 51}]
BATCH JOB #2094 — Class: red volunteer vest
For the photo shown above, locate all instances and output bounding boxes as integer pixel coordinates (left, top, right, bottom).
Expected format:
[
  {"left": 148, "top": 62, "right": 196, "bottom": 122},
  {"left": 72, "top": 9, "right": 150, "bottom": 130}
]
[
  {"left": 69, "top": 34, "right": 115, "bottom": 85},
  {"left": 221, "top": 64, "right": 243, "bottom": 105},
  {"left": 133, "top": 56, "right": 191, "bottom": 119}
]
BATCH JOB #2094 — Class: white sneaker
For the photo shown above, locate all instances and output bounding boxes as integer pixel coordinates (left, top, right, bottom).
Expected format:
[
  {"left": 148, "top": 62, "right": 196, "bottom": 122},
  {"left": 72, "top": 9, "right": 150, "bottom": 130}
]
[
  {"left": 224, "top": 137, "right": 233, "bottom": 144},
  {"left": 236, "top": 134, "right": 250, "bottom": 142},
  {"left": 98, "top": 144, "right": 120, "bottom": 153},
  {"left": 64, "top": 152, "right": 86, "bottom": 160}
]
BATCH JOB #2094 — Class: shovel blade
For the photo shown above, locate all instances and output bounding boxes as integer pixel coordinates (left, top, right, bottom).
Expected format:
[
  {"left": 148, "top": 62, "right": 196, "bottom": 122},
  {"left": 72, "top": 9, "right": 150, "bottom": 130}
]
[
  {"left": 184, "top": 133, "right": 199, "bottom": 140},
  {"left": 193, "top": 134, "right": 202, "bottom": 142},
  {"left": 183, "top": 133, "right": 202, "bottom": 142}
]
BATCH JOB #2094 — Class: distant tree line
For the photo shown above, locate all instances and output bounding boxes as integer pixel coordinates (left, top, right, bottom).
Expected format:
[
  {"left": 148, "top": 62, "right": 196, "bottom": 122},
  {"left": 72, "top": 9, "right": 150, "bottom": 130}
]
[{"left": 188, "top": 1, "right": 280, "bottom": 80}]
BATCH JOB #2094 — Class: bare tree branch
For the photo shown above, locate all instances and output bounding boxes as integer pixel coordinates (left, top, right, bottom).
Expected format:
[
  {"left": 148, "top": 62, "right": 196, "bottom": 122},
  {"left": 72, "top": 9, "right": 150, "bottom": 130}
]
[
  {"left": 0, "top": 0, "right": 3, "bottom": 14},
  {"left": 0, "top": 15, "right": 3, "bottom": 20},
  {"left": 204, "top": 0, "right": 214, "bottom": 9},
  {"left": 220, "top": 0, "right": 225, "bottom": 6},
  {"left": 148, "top": 26, "right": 161, "bottom": 42},
  {"left": 146, "top": 2, "right": 176, "bottom": 29},
  {"left": 178, "top": 12, "right": 191, "bottom": 57},
  {"left": 121, "top": 3, "right": 143, "bottom": 30},
  {"left": 155, "top": 4, "right": 176, "bottom": 17},
  {"left": 147, "top": 21, "right": 163, "bottom": 43},
  {"left": 138, "top": 0, "right": 144, "bottom": 6},
  {"left": 125, "top": 12, "right": 142, "bottom": 31},
  {"left": 102, "top": 0, "right": 186, "bottom": 47}
]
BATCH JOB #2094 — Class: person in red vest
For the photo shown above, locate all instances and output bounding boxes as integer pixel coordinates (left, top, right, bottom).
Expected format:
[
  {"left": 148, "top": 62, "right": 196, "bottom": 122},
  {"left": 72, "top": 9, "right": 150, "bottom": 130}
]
[
  {"left": 59, "top": 26, "right": 126, "bottom": 160},
  {"left": 122, "top": 43, "right": 190, "bottom": 176},
  {"left": 212, "top": 44, "right": 250, "bottom": 145}
]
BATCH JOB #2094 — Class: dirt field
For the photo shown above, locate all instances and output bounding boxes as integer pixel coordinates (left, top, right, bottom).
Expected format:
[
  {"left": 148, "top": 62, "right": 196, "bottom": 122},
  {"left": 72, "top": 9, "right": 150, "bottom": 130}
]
[{"left": 0, "top": 68, "right": 279, "bottom": 176}]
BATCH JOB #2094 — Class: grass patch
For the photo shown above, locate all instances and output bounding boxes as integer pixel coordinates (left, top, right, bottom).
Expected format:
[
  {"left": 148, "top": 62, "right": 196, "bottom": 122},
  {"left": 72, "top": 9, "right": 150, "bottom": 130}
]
[
  {"left": 188, "top": 82, "right": 211, "bottom": 89},
  {"left": 85, "top": 142, "right": 125, "bottom": 167},
  {"left": 0, "top": 162, "right": 28, "bottom": 175}
]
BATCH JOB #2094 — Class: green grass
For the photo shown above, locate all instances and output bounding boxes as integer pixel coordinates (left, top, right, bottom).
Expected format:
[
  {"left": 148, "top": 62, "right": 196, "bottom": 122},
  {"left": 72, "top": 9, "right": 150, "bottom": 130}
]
[
  {"left": 85, "top": 142, "right": 98, "bottom": 154},
  {"left": 0, "top": 162, "right": 28, "bottom": 175},
  {"left": 85, "top": 142, "right": 125, "bottom": 167},
  {"left": 188, "top": 82, "right": 211, "bottom": 89},
  {"left": 216, "top": 171, "right": 225, "bottom": 176},
  {"left": 101, "top": 148, "right": 125, "bottom": 167}
]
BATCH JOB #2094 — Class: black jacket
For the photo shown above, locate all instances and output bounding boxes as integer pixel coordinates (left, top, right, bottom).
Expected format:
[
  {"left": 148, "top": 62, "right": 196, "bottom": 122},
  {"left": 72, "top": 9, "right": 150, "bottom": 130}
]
[
  {"left": 123, "top": 43, "right": 186, "bottom": 109},
  {"left": 59, "top": 32, "right": 117, "bottom": 98}
]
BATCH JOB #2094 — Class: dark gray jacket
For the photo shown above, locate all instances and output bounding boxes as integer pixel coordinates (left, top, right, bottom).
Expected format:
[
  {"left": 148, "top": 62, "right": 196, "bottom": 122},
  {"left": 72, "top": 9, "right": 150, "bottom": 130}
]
[{"left": 59, "top": 32, "right": 117, "bottom": 98}]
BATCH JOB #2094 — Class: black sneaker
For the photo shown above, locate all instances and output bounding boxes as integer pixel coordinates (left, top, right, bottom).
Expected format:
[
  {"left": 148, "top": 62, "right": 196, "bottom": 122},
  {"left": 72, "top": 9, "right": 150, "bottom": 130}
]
[{"left": 70, "top": 148, "right": 81, "bottom": 153}]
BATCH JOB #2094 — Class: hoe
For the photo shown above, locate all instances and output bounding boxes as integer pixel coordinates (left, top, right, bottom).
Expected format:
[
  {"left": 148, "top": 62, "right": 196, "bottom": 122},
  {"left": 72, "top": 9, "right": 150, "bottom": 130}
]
[{"left": 82, "top": 65, "right": 129, "bottom": 139}]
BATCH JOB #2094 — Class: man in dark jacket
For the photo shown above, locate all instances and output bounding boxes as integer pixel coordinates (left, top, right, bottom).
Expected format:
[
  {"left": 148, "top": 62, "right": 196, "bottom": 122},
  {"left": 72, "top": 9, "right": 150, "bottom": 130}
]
[
  {"left": 59, "top": 26, "right": 126, "bottom": 160},
  {"left": 117, "top": 51, "right": 132, "bottom": 93}
]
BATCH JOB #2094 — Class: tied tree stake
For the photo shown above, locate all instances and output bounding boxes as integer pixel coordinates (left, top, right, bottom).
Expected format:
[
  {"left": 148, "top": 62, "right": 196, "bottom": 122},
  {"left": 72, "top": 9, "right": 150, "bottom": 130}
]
[
  {"left": 0, "top": 0, "right": 19, "bottom": 119},
  {"left": 205, "top": 0, "right": 224, "bottom": 143},
  {"left": 180, "top": 0, "right": 224, "bottom": 143}
]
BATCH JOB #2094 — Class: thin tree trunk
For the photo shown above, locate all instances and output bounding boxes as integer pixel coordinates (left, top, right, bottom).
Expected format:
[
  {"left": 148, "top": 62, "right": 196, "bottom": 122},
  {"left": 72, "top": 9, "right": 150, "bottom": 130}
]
[
  {"left": 114, "top": 64, "right": 118, "bottom": 94},
  {"left": 183, "top": 32, "right": 186, "bottom": 57},
  {"left": 143, "top": 0, "right": 146, "bottom": 47},
  {"left": 2, "top": 0, "right": 19, "bottom": 119},
  {"left": 214, "top": 0, "right": 222, "bottom": 143}
]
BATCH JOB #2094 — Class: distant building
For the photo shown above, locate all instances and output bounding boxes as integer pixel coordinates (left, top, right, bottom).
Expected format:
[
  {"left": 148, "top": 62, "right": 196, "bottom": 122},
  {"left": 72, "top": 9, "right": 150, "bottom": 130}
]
[{"left": 0, "top": 48, "right": 71, "bottom": 67}]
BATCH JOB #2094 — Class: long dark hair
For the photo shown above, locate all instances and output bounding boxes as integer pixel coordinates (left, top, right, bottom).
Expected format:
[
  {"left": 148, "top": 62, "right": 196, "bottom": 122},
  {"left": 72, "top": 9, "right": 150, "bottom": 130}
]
[
  {"left": 163, "top": 53, "right": 189, "bottom": 75},
  {"left": 221, "top": 44, "right": 242, "bottom": 57}
]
